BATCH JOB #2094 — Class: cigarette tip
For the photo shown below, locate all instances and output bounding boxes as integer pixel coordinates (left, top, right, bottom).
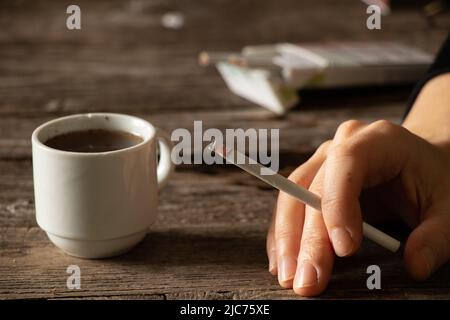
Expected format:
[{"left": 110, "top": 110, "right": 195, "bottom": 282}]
[
  {"left": 198, "top": 52, "right": 210, "bottom": 66},
  {"left": 206, "top": 139, "right": 230, "bottom": 158}
]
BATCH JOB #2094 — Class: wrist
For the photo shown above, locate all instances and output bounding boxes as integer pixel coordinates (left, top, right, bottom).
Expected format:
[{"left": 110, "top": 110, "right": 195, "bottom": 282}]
[
  {"left": 403, "top": 124, "right": 450, "bottom": 160},
  {"left": 403, "top": 73, "right": 450, "bottom": 158}
]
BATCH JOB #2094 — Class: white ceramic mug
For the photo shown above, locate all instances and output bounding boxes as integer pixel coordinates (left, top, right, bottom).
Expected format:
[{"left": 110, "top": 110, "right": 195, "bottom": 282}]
[{"left": 31, "top": 113, "right": 174, "bottom": 258}]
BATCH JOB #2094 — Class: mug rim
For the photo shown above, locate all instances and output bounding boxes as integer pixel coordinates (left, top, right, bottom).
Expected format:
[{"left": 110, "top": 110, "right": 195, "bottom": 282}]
[{"left": 31, "top": 113, "right": 155, "bottom": 157}]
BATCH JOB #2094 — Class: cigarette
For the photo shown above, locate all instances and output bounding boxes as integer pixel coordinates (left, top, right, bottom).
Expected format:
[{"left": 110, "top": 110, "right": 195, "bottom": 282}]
[
  {"left": 242, "top": 45, "right": 280, "bottom": 58},
  {"left": 208, "top": 140, "right": 401, "bottom": 253},
  {"left": 198, "top": 51, "right": 275, "bottom": 68}
]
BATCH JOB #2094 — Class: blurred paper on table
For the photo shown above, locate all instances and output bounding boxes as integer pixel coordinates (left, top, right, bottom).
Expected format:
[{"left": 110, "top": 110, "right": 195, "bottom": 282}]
[
  {"left": 216, "top": 62, "right": 298, "bottom": 115},
  {"left": 201, "top": 41, "right": 433, "bottom": 115},
  {"left": 278, "top": 42, "right": 434, "bottom": 88}
]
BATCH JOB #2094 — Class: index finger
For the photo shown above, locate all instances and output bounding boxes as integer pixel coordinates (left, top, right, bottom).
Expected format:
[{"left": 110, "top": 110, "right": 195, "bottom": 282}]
[{"left": 322, "top": 121, "right": 411, "bottom": 256}]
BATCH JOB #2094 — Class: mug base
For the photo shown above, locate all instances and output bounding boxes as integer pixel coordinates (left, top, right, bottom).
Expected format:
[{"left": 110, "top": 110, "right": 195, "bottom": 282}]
[{"left": 46, "top": 231, "right": 147, "bottom": 259}]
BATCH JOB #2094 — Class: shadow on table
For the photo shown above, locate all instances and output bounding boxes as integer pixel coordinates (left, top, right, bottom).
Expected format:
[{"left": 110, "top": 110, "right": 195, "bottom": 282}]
[
  {"left": 112, "top": 228, "right": 268, "bottom": 268},
  {"left": 108, "top": 225, "right": 450, "bottom": 295}
]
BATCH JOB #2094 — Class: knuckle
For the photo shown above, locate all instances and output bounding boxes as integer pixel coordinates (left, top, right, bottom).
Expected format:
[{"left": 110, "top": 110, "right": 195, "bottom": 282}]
[
  {"left": 317, "top": 140, "right": 332, "bottom": 154},
  {"left": 301, "top": 235, "right": 331, "bottom": 261},
  {"left": 336, "top": 119, "right": 365, "bottom": 138},
  {"left": 321, "top": 193, "right": 343, "bottom": 211},
  {"left": 275, "top": 227, "right": 298, "bottom": 242},
  {"left": 369, "top": 119, "right": 397, "bottom": 135}
]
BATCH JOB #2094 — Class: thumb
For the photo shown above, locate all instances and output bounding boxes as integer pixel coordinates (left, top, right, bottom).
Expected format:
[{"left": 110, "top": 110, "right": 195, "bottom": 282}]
[{"left": 404, "top": 211, "right": 450, "bottom": 281}]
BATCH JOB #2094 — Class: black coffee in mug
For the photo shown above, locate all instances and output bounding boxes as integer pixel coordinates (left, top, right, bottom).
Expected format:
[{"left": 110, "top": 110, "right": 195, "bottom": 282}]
[{"left": 44, "top": 129, "right": 144, "bottom": 153}]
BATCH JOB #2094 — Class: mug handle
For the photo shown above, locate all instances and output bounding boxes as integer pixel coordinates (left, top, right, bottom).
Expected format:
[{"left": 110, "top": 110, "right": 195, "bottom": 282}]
[{"left": 155, "top": 128, "right": 174, "bottom": 189}]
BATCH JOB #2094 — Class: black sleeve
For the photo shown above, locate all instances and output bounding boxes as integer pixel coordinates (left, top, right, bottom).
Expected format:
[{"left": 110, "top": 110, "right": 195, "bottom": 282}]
[{"left": 404, "top": 33, "right": 450, "bottom": 117}]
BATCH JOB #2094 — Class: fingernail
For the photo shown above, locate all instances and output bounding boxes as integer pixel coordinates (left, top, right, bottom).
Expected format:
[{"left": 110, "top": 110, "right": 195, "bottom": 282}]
[
  {"left": 331, "top": 227, "right": 354, "bottom": 256},
  {"left": 419, "top": 246, "right": 434, "bottom": 275},
  {"left": 294, "top": 261, "right": 318, "bottom": 288},
  {"left": 279, "top": 256, "right": 296, "bottom": 282},
  {"left": 268, "top": 251, "right": 277, "bottom": 274}
]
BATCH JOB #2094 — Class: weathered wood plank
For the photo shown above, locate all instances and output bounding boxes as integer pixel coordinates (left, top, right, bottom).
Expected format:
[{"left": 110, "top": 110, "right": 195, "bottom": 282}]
[
  {"left": 0, "top": 159, "right": 278, "bottom": 228},
  {"left": 0, "top": 102, "right": 404, "bottom": 160},
  {"left": 0, "top": 0, "right": 448, "bottom": 117},
  {"left": 1, "top": 225, "right": 449, "bottom": 300},
  {"left": 0, "top": 157, "right": 449, "bottom": 300}
]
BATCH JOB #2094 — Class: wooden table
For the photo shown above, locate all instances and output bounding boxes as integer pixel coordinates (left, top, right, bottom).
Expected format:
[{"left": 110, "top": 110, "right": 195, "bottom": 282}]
[{"left": 1, "top": 0, "right": 449, "bottom": 299}]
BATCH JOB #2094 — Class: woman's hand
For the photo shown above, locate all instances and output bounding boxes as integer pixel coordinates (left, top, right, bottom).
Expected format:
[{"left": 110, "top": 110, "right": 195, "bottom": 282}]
[{"left": 266, "top": 119, "right": 450, "bottom": 296}]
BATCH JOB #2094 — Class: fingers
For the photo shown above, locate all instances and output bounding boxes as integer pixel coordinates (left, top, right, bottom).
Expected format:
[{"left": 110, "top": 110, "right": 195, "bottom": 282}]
[
  {"left": 404, "top": 212, "right": 450, "bottom": 281},
  {"left": 267, "top": 141, "right": 330, "bottom": 287},
  {"left": 294, "top": 167, "right": 334, "bottom": 296},
  {"left": 322, "top": 120, "right": 410, "bottom": 256},
  {"left": 275, "top": 187, "right": 303, "bottom": 288},
  {"left": 268, "top": 118, "right": 422, "bottom": 295},
  {"left": 321, "top": 120, "right": 366, "bottom": 257},
  {"left": 266, "top": 213, "right": 277, "bottom": 275}
]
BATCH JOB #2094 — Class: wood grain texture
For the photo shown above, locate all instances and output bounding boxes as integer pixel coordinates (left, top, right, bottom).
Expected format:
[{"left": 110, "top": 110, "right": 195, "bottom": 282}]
[
  {"left": 0, "top": 103, "right": 405, "bottom": 160},
  {"left": 1, "top": 0, "right": 449, "bottom": 299}
]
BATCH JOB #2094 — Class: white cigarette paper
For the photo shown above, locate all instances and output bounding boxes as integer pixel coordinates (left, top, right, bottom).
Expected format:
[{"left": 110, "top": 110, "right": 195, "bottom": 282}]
[{"left": 209, "top": 140, "right": 401, "bottom": 253}]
